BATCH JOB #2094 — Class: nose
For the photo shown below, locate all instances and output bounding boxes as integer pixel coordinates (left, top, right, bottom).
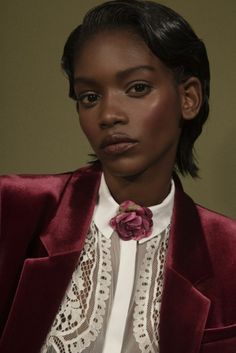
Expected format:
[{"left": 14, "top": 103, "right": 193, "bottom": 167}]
[{"left": 99, "top": 93, "right": 128, "bottom": 129}]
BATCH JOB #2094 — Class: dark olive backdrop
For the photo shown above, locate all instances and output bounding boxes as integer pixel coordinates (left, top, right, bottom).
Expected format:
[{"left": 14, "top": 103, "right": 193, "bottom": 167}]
[{"left": 1, "top": 1, "right": 235, "bottom": 218}]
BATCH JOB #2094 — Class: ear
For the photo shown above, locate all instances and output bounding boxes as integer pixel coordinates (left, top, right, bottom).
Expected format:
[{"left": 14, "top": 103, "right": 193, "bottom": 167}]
[{"left": 179, "top": 77, "right": 202, "bottom": 120}]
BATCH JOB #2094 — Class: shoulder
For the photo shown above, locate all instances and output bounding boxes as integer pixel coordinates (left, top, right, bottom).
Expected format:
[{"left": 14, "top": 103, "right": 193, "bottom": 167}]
[
  {"left": 174, "top": 174, "right": 236, "bottom": 257},
  {"left": 0, "top": 164, "right": 94, "bottom": 203},
  {"left": 0, "top": 165, "right": 97, "bottom": 230},
  {"left": 174, "top": 174, "right": 236, "bottom": 236},
  {"left": 0, "top": 171, "right": 71, "bottom": 213},
  {"left": 195, "top": 204, "right": 236, "bottom": 262},
  {"left": 196, "top": 204, "right": 236, "bottom": 235}
]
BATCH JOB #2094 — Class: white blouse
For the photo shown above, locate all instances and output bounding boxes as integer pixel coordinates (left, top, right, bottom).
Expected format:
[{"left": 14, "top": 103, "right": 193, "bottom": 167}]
[{"left": 41, "top": 175, "right": 174, "bottom": 353}]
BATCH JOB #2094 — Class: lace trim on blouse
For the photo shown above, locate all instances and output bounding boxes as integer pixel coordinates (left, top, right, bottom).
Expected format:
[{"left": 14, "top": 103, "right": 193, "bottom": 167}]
[
  {"left": 151, "top": 226, "right": 170, "bottom": 347},
  {"left": 133, "top": 226, "right": 169, "bottom": 353},
  {"left": 41, "top": 222, "right": 112, "bottom": 353}
]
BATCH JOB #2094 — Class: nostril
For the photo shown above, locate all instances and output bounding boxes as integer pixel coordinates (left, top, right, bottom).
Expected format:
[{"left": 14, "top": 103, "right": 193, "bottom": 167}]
[{"left": 100, "top": 115, "right": 126, "bottom": 128}]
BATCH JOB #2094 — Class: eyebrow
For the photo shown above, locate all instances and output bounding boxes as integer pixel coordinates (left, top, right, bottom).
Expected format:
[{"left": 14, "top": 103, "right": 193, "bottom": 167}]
[
  {"left": 116, "top": 65, "right": 156, "bottom": 80},
  {"left": 73, "top": 65, "right": 156, "bottom": 86}
]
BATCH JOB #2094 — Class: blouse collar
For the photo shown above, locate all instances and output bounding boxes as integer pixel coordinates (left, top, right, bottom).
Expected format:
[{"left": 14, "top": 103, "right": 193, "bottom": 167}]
[{"left": 93, "top": 174, "right": 175, "bottom": 243}]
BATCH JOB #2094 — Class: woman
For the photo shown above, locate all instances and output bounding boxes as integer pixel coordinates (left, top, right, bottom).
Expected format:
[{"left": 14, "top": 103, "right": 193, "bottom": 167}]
[{"left": 0, "top": 1, "right": 236, "bottom": 352}]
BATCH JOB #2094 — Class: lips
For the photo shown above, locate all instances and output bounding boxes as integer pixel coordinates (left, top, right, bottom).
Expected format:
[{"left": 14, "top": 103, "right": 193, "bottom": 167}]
[{"left": 100, "top": 133, "right": 138, "bottom": 155}]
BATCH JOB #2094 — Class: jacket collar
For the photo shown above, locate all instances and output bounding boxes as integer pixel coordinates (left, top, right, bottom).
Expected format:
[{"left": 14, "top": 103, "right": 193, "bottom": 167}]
[
  {"left": 159, "top": 174, "right": 213, "bottom": 353},
  {"left": 40, "top": 164, "right": 102, "bottom": 256},
  {"left": 167, "top": 174, "right": 213, "bottom": 284}
]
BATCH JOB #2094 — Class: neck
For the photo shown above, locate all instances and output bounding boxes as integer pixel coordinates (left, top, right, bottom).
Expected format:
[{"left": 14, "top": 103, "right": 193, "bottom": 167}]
[{"left": 103, "top": 167, "right": 173, "bottom": 207}]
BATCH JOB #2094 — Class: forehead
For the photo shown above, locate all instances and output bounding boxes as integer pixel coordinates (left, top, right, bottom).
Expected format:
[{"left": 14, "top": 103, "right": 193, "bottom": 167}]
[{"left": 73, "top": 29, "right": 169, "bottom": 79}]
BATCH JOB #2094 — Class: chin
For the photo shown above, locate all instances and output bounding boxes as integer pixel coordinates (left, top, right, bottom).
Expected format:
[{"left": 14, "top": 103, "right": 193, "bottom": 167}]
[{"left": 102, "top": 158, "right": 153, "bottom": 179}]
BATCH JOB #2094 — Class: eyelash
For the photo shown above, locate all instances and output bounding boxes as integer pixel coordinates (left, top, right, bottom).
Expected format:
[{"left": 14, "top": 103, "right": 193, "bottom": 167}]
[
  {"left": 127, "top": 82, "right": 152, "bottom": 96},
  {"left": 76, "top": 93, "right": 100, "bottom": 108},
  {"left": 76, "top": 82, "right": 152, "bottom": 108}
]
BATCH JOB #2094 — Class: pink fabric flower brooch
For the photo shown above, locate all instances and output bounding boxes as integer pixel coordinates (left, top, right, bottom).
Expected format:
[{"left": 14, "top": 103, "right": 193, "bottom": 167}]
[{"left": 109, "top": 200, "right": 153, "bottom": 241}]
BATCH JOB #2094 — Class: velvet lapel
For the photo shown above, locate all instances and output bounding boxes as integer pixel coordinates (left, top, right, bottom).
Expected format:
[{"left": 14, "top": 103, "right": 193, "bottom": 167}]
[
  {"left": 159, "top": 176, "right": 213, "bottom": 353},
  {"left": 0, "top": 166, "right": 102, "bottom": 353}
]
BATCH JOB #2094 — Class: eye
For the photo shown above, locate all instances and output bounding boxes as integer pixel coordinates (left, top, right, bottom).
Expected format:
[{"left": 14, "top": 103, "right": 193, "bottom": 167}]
[
  {"left": 76, "top": 92, "right": 101, "bottom": 108},
  {"left": 127, "top": 82, "right": 152, "bottom": 97}
]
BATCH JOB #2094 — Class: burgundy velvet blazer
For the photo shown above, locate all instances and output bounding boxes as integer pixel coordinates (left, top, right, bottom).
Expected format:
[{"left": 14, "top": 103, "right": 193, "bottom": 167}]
[{"left": 0, "top": 164, "right": 236, "bottom": 353}]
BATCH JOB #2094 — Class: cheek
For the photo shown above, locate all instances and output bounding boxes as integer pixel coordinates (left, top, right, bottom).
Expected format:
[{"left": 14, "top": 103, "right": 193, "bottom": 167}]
[
  {"left": 79, "top": 114, "right": 97, "bottom": 144},
  {"left": 138, "top": 97, "right": 181, "bottom": 133}
]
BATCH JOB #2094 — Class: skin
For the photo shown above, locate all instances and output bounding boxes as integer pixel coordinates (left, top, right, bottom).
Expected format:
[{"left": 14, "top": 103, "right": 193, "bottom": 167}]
[{"left": 73, "top": 30, "right": 202, "bottom": 206}]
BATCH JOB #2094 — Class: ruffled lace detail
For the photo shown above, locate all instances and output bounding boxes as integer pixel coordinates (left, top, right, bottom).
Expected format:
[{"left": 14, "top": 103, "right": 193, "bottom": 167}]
[
  {"left": 133, "top": 227, "right": 170, "bottom": 353},
  {"left": 151, "top": 226, "right": 170, "bottom": 347},
  {"left": 41, "top": 222, "right": 112, "bottom": 353}
]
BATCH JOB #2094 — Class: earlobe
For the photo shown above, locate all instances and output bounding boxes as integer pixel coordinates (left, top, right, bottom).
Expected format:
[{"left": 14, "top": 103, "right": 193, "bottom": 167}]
[{"left": 180, "top": 77, "right": 202, "bottom": 120}]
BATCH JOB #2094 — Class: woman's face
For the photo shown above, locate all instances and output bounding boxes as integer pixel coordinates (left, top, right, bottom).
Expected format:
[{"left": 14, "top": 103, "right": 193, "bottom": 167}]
[{"left": 73, "top": 30, "right": 184, "bottom": 179}]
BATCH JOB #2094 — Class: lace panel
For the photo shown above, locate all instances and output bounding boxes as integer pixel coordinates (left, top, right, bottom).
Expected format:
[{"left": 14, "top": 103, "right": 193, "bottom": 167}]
[
  {"left": 41, "top": 222, "right": 112, "bottom": 353},
  {"left": 133, "top": 227, "right": 169, "bottom": 353}
]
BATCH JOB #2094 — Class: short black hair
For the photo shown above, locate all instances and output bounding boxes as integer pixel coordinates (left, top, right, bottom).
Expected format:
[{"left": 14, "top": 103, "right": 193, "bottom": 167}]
[{"left": 61, "top": 0, "right": 210, "bottom": 177}]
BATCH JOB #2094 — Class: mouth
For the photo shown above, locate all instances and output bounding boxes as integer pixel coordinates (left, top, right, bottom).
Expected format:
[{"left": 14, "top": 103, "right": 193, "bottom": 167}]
[{"left": 100, "top": 133, "right": 138, "bottom": 155}]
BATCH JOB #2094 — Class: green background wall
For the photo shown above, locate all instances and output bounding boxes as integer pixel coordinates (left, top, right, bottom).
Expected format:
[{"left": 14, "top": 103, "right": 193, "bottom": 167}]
[{"left": 1, "top": 1, "right": 235, "bottom": 218}]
